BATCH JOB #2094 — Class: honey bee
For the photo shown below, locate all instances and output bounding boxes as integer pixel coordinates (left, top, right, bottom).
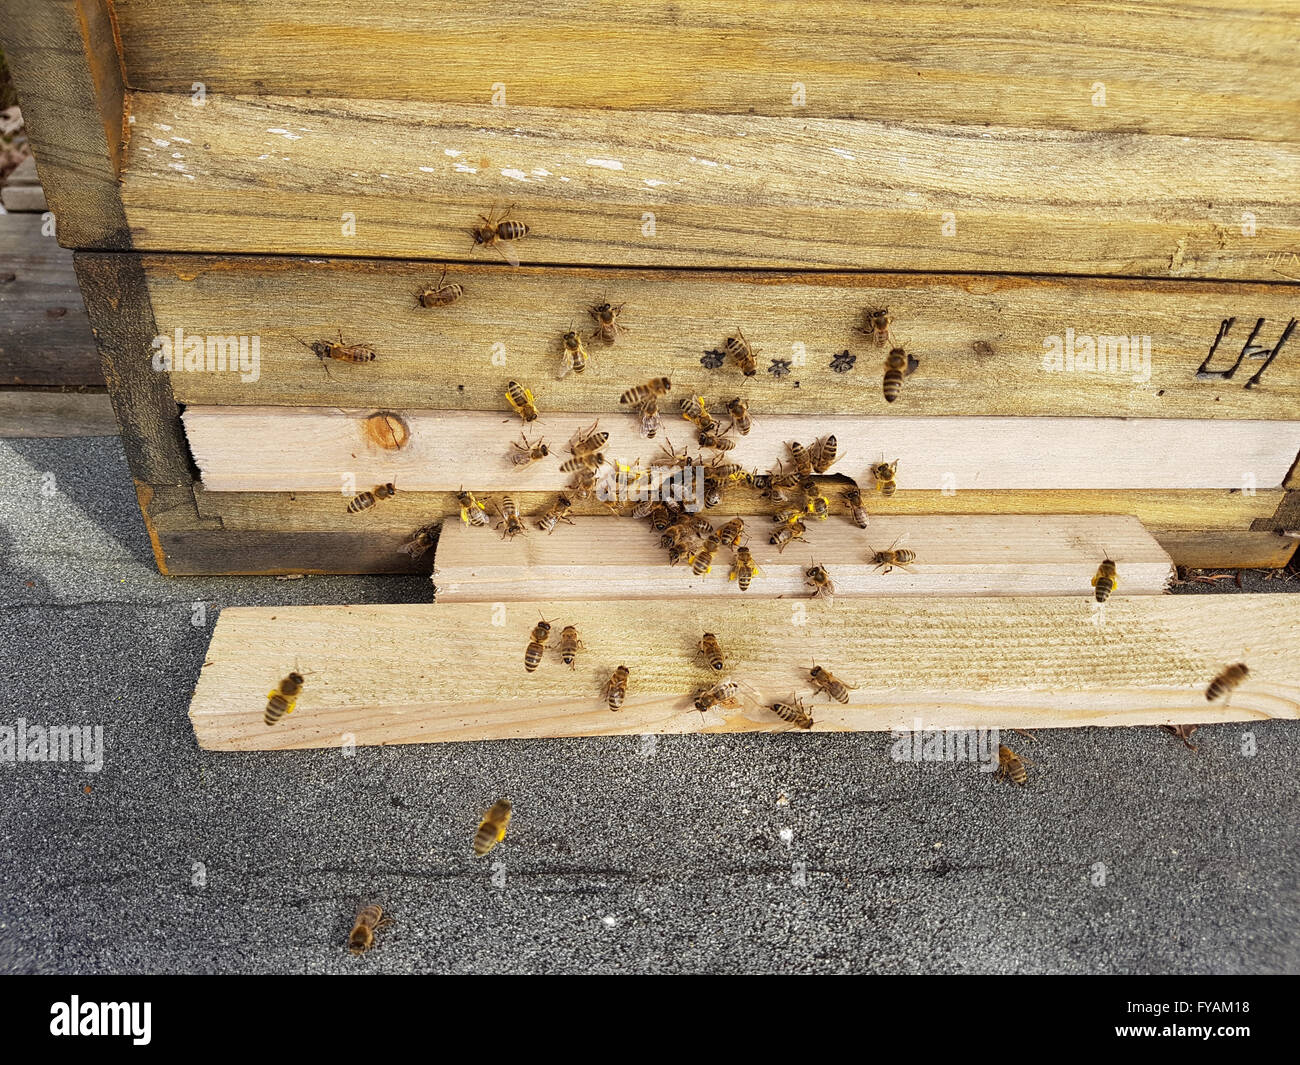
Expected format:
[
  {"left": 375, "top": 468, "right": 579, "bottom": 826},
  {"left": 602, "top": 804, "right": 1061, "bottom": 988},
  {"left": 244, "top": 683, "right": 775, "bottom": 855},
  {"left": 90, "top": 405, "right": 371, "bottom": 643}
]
[
  {"left": 535, "top": 494, "right": 575, "bottom": 534},
  {"left": 347, "top": 904, "right": 392, "bottom": 955},
  {"left": 558, "top": 330, "right": 589, "bottom": 379},
  {"left": 569, "top": 420, "right": 609, "bottom": 456},
  {"left": 457, "top": 488, "right": 490, "bottom": 527},
  {"left": 666, "top": 542, "right": 691, "bottom": 566},
  {"left": 604, "top": 665, "right": 631, "bottom": 710},
  {"left": 770, "top": 695, "right": 814, "bottom": 730},
  {"left": 636, "top": 397, "right": 662, "bottom": 438},
  {"left": 722, "top": 330, "right": 758, "bottom": 376},
  {"left": 510, "top": 432, "right": 549, "bottom": 468},
  {"left": 691, "top": 534, "right": 722, "bottom": 575},
  {"left": 559, "top": 452, "right": 604, "bottom": 474},
  {"left": 869, "top": 537, "right": 916, "bottom": 574},
  {"left": 558, "top": 625, "right": 585, "bottom": 668},
  {"left": 567, "top": 466, "right": 598, "bottom": 503},
  {"left": 589, "top": 300, "right": 628, "bottom": 344},
  {"left": 805, "top": 562, "right": 835, "bottom": 601},
  {"left": 702, "top": 476, "right": 723, "bottom": 509},
  {"left": 505, "top": 380, "right": 539, "bottom": 423},
  {"left": 809, "top": 665, "right": 856, "bottom": 704},
  {"left": 716, "top": 517, "right": 746, "bottom": 547},
  {"left": 657, "top": 436, "right": 691, "bottom": 468},
  {"left": 812, "top": 434, "right": 838, "bottom": 474},
  {"left": 842, "top": 487, "right": 869, "bottom": 528},
  {"left": 1206, "top": 662, "right": 1249, "bottom": 702},
  {"left": 292, "top": 331, "right": 378, "bottom": 374},
  {"left": 678, "top": 394, "right": 716, "bottom": 433},
  {"left": 495, "top": 497, "right": 528, "bottom": 540},
  {"left": 620, "top": 377, "right": 672, "bottom": 405},
  {"left": 801, "top": 480, "right": 830, "bottom": 521},
  {"left": 347, "top": 482, "right": 397, "bottom": 514},
  {"left": 1092, "top": 556, "right": 1118, "bottom": 602},
  {"left": 685, "top": 513, "right": 715, "bottom": 539},
  {"left": 787, "top": 441, "right": 814, "bottom": 477},
  {"left": 882, "top": 347, "right": 916, "bottom": 403},
  {"left": 693, "top": 677, "right": 744, "bottom": 716},
  {"left": 729, "top": 546, "right": 762, "bottom": 590},
  {"left": 1162, "top": 724, "right": 1201, "bottom": 751},
  {"left": 264, "top": 671, "right": 304, "bottom": 726},
  {"left": 871, "top": 458, "right": 899, "bottom": 497},
  {"left": 725, "top": 396, "right": 752, "bottom": 435},
  {"left": 856, "top": 306, "right": 892, "bottom": 346},
  {"left": 415, "top": 267, "right": 463, "bottom": 308},
  {"left": 524, "top": 616, "right": 554, "bottom": 673},
  {"left": 697, "top": 427, "right": 737, "bottom": 451},
  {"left": 400, "top": 524, "right": 438, "bottom": 559},
  {"left": 697, "top": 632, "right": 726, "bottom": 672},
  {"left": 770, "top": 519, "right": 808, "bottom": 553},
  {"left": 470, "top": 204, "right": 529, "bottom": 266},
  {"left": 473, "top": 799, "right": 513, "bottom": 856},
  {"left": 996, "top": 744, "right": 1030, "bottom": 785},
  {"left": 773, "top": 507, "right": 804, "bottom": 524}
]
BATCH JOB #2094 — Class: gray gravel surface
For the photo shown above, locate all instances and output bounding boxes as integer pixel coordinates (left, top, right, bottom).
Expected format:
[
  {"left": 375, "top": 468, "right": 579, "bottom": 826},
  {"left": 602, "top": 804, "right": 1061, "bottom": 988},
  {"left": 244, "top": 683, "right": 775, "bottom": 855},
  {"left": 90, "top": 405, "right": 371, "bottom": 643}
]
[{"left": 0, "top": 437, "right": 1297, "bottom": 974}]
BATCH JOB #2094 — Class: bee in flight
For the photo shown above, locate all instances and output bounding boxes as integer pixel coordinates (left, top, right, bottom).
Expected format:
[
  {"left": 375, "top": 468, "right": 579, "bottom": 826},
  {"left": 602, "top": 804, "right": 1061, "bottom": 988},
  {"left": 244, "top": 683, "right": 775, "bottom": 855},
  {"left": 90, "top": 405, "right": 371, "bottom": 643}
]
[
  {"left": 869, "top": 536, "right": 915, "bottom": 574},
  {"left": 996, "top": 744, "right": 1030, "bottom": 785},
  {"left": 524, "top": 615, "right": 554, "bottom": 672},
  {"left": 347, "top": 904, "right": 393, "bottom": 955},
  {"left": 346, "top": 482, "right": 396, "bottom": 514},
  {"left": 535, "top": 493, "right": 575, "bottom": 534},
  {"left": 495, "top": 497, "right": 528, "bottom": 540},
  {"left": 722, "top": 330, "right": 758, "bottom": 376},
  {"left": 589, "top": 300, "right": 628, "bottom": 344},
  {"left": 697, "top": 633, "right": 726, "bottom": 673},
  {"left": 882, "top": 347, "right": 917, "bottom": 403},
  {"left": 635, "top": 396, "right": 662, "bottom": 439},
  {"left": 729, "top": 546, "right": 762, "bottom": 590},
  {"left": 842, "top": 486, "right": 869, "bottom": 528},
  {"left": 400, "top": 524, "right": 438, "bottom": 559},
  {"left": 871, "top": 458, "right": 899, "bottom": 497},
  {"left": 415, "top": 267, "right": 463, "bottom": 308},
  {"left": 558, "top": 329, "right": 589, "bottom": 379},
  {"left": 510, "top": 432, "right": 549, "bottom": 469},
  {"left": 620, "top": 377, "right": 672, "bottom": 406},
  {"left": 457, "top": 488, "right": 491, "bottom": 527},
  {"left": 558, "top": 625, "right": 585, "bottom": 668},
  {"left": 809, "top": 665, "right": 856, "bottom": 703},
  {"left": 805, "top": 562, "right": 836, "bottom": 601},
  {"left": 1092, "top": 556, "right": 1118, "bottom": 602},
  {"left": 504, "top": 380, "right": 539, "bottom": 423},
  {"left": 770, "top": 695, "right": 814, "bottom": 730},
  {"left": 604, "top": 665, "right": 630, "bottom": 710},
  {"left": 474, "top": 799, "right": 513, "bottom": 856},
  {"left": 726, "top": 396, "right": 752, "bottom": 435},
  {"left": 856, "top": 306, "right": 892, "bottom": 346},
  {"left": 470, "top": 204, "right": 529, "bottom": 266},
  {"left": 1206, "top": 662, "right": 1249, "bottom": 703},
  {"left": 264, "top": 671, "right": 305, "bottom": 726}
]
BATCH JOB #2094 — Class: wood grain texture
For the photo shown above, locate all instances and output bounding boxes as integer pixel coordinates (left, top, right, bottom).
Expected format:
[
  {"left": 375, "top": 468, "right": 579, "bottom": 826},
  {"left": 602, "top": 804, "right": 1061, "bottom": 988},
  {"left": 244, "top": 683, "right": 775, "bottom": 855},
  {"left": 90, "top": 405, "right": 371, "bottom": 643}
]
[
  {"left": 111, "top": 1, "right": 1300, "bottom": 143},
  {"left": 188, "top": 596, "right": 1300, "bottom": 750},
  {"left": 1153, "top": 531, "right": 1298, "bottom": 571},
  {"left": 120, "top": 92, "right": 1300, "bottom": 278},
  {"left": 180, "top": 407, "right": 1300, "bottom": 493},
  {"left": 145, "top": 258, "right": 1300, "bottom": 419},
  {"left": 0, "top": 214, "right": 101, "bottom": 387},
  {"left": 0, "top": 391, "right": 116, "bottom": 437},
  {"left": 1, "top": 185, "right": 48, "bottom": 211},
  {"left": 0, "top": 0, "right": 130, "bottom": 248},
  {"left": 432, "top": 514, "right": 1174, "bottom": 601}
]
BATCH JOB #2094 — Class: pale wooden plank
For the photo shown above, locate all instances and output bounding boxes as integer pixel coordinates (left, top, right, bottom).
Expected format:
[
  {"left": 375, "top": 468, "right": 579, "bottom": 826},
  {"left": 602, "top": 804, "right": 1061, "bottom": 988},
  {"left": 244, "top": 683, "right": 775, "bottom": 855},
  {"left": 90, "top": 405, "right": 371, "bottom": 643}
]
[
  {"left": 180, "top": 407, "right": 1300, "bottom": 493},
  {"left": 121, "top": 93, "right": 1300, "bottom": 278},
  {"left": 1, "top": 184, "right": 47, "bottom": 211},
  {"left": 432, "top": 514, "right": 1174, "bottom": 601},
  {"left": 1154, "top": 531, "right": 1298, "bottom": 571},
  {"left": 112, "top": 1, "right": 1300, "bottom": 143},
  {"left": 188, "top": 596, "right": 1300, "bottom": 751},
  {"left": 148, "top": 258, "right": 1300, "bottom": 420},
  {"left": 0, "top": 390, "right": 115, "bottom": 436}
]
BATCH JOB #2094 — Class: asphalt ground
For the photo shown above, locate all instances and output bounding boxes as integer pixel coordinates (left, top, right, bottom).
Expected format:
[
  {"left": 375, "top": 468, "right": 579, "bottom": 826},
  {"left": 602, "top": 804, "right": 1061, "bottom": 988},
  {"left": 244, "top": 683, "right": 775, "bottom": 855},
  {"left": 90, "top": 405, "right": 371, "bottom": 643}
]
[{"left": 0, "top": 436, "right": 1296, "bottom": 974}]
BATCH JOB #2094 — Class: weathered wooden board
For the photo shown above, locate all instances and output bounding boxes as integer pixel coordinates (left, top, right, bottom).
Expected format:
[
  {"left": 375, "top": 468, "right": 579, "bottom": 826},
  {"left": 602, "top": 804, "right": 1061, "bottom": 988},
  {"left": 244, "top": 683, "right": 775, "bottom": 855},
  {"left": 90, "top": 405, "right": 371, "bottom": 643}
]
[
  {"left": 0, "top": 390, "right": 116, "bottom": 436},
  {"left": 120, "top": 93, "right": 1300, "bottom": 278},
  {"left": 189, "top": 596, "right": 1300, "bottom": 750},
  {"left": 112, "top": 1, "right": 1300, "bottom": 143},
  {"left": 146, "top": 258, "right": 1300, "bottom": 419},
  {"left": 181, "top": 408, "right": 1300, "bottom": 493},
  {"left": 0, "top": 214, "right": 101, "bottom": 387},
  {"left": 1154, "top": 531, "right": 1298, "bottom": 571},
  {"left": 432, "top": 514, "right": 1174, "bottom": 601}
]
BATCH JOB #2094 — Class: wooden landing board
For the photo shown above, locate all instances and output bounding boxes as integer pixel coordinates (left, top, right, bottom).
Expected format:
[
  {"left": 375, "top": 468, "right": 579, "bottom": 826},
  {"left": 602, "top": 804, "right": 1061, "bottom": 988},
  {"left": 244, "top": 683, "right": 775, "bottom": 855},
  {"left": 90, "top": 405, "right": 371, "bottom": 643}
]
[
  {"left": 113, "top": 1, "right": 1300, "bottom": 143},
  {"left": 432, "top": 515, "right": 1174, "bottom": 601},
  {"left": 182, "top": 408, "right": 1300, "bottom": 493},
  {"left": 148, "top": 258, "right": 1300, "bottom": 420},
  {"left": 0, "top": 390, "right": 116, "bottom": 437},
  {"left": 188, "top": 597, "right": 1300, "bottom": 751},
  {"left": 120, "top": 92, "right": 1300, "bottom": 278}
]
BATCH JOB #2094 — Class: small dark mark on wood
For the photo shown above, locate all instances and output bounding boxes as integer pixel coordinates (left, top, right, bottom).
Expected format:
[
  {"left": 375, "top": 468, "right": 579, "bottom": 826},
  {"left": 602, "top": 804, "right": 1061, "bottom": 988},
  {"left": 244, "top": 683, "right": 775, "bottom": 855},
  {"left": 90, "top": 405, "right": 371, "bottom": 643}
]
[
  {"left": 829, "top": 350, "right": 856, "bottom": 373},
  {"left": 767, "top": 358, "right": 792, "bottom": 380},
  {"left": 0, "top": 272, "right": 15, "bottom": 283},
  {"left": 46, "top": 306, "right": 67, "bottom": 318},
  {"left": 1156, "top": 389, "right": 1165, "bottom": 396},
  {"left": 700, "top": 348, "right": 726, "bottom": 370},
  {"left": 1244, "top": 317, "right": 1295, "bottom": 390}
]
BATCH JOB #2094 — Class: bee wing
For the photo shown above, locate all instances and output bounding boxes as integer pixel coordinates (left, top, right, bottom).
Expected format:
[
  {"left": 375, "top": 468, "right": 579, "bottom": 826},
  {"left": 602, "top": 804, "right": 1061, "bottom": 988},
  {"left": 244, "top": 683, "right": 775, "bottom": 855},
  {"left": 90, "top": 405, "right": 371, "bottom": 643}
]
[
  {"left": 556, "top": 350, "right": 573, "bottom": 380},
  {"left": 495, "top": 241, "right": 522, "bottom": 268}
]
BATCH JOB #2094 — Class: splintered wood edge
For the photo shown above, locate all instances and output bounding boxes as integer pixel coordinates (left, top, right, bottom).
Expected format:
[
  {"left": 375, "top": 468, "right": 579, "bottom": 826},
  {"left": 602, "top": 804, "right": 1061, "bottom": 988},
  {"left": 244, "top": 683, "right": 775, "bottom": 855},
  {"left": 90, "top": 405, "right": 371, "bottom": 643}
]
[
  {"left": 432, "top": 513, "right": 1176, "bottom": 600},
  {"left": 187, "top": 598, "right": 1300, "bottom": 750}
]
